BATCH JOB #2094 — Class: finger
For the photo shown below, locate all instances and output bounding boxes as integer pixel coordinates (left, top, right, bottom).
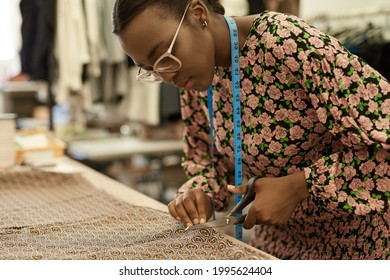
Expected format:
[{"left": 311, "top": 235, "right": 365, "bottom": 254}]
[
  {"left": 174, "top": 195, "right": 193, "bottom": 227},
  {"left": 242, "top": 207, "right": 256, "bottom": 229},
  {"left": 170, "top": 194, "right": 191, "bottom": 226},
  {"left": 183, "top": 192, "right": 199, "bottom": 225},
  {"left": 168, "top": 200, "right": 181, "bottom": 221},
  {"left": 194, "top": 192, "right": 212, "bottom": 224},
  {"left": 227, "top": 184, "right": 247, "bottom": 195}
]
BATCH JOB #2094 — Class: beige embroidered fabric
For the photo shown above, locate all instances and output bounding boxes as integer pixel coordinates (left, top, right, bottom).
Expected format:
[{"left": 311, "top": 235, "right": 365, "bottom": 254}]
[{"left": 0, "top": 171, "right": 272, "bottom": 260}]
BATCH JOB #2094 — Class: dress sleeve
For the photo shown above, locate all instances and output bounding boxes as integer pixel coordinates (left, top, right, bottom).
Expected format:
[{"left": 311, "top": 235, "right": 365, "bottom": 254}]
[
  {"left": 295, "top": 20, "right": 390, "bottom": 216},
  {"left": 177, "top": 89, "right": 233, "bottom": 211}
]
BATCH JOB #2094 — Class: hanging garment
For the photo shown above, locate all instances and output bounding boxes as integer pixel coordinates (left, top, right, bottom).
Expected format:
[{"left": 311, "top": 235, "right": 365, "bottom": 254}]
[
  {"left": 53, "top": 0, "right": 90, "bottom": 104},
  {"left": 101, "top": 0, "right": 127, "bottom": 64},
  {"left": 19, "top": 0, "right": 56, "bottom": 81},
  {"left": 84, "top": 0, "right": 106, "bottom": 78},
  {"left": 119, "top": 67, "right": 160, "bottom": 126}
]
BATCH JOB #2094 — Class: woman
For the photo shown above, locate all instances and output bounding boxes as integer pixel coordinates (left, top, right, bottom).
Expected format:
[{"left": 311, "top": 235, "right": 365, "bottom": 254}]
[{"left": 112, "top": 0, "right": 389, "bottom": 259}]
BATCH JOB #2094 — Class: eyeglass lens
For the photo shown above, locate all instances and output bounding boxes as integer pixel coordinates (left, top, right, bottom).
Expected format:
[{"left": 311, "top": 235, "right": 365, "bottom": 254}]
[{"left": 154, "top": 56, "right": 181, "bottom": 72}]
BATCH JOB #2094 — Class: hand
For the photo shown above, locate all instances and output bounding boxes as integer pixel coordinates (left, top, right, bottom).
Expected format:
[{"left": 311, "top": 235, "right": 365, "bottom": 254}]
[
  {"left": 168, "top": 189, "right": 213, "bottom": 227},
  {"left": 228, "top": 171, "right": 309, "bottom": 229}
]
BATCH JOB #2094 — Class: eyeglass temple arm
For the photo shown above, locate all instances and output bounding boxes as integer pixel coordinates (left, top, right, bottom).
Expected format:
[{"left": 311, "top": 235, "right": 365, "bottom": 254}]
[{"left": 167, "top": 3, "right": 191, "bottom": 53}]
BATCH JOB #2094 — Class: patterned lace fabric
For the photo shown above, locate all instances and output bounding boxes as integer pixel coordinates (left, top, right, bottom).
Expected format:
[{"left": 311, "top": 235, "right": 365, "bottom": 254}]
[{"left": 0, "top": 171, "right": 273, "bottom": 260}]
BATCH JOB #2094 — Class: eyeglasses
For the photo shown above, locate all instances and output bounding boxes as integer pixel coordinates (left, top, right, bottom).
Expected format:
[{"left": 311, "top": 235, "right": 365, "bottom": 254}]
[{"left": 136, "top": 2, "right": 191, "bottom": 83}]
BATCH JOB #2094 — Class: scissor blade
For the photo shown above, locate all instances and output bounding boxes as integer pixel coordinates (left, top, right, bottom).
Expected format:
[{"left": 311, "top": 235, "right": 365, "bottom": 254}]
[{"left": 186, "top": 216, "right": 239, "bottom": 231}]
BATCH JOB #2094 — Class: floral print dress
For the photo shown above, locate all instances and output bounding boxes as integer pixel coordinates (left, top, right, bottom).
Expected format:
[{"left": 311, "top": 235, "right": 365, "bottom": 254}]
[{"left": 178, "top": 11, "right": 389, "bottom": 259}]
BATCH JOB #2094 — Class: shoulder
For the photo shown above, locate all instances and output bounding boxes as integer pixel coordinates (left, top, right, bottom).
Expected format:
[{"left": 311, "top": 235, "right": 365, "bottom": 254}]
[{"left": 250, "top": 11, "right": 320, "bottom": 37}]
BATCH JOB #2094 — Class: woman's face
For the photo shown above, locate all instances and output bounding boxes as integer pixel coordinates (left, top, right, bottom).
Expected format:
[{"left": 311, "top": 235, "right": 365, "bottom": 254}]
[{"left": 119, "top": 6, "right": 215, "bottom": 91}]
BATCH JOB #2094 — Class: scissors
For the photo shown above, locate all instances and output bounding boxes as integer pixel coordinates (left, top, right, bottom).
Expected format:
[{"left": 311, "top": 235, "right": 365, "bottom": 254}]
[{"left": 185, "top": 176, "right": 259, "bottom": 231}]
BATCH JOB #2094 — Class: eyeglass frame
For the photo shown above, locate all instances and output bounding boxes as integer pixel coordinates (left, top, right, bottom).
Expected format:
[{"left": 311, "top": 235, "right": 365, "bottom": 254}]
[{"left": 136, "top": 2, "right": 192, "bottom": 83}]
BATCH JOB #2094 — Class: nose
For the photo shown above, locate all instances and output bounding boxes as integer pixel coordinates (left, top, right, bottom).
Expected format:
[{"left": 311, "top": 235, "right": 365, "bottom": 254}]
[{"left": 157, "top": 71, "right": 176, "bottom": 84}]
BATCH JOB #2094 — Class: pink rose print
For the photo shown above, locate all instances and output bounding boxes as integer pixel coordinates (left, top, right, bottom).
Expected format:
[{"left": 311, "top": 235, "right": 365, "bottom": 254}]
[
  {"left": 290, "top": 125, "right": 304, "bottom": 141},
  {"left": 272, "top": 45, "right": 285, "bottom": 59},
  {"left": 316, "top": 107, "right": 327, "bottom": 124},
  {"left": 350, "top": 57, "right": 362, "bottom": 71},
  {"left": 257, "top": 112, "right": 273, "bottom": 126},
  {"left": 268, "top": 85, "right": 282, "bottom": 100},
  {"left": 247, "top": 94, "right": 259, "bottom": 110},
  {"left": 359, "top": 160, "right": 376, "bottom": 175},
  {"left": 240, "top": 56, "right": 249, "bottom": 69},
  {"left": 255, "top": 83, "right": 266, "bottom": 96},
  {"left": 308, "top": 36, "right": 324, "bottom": 48},
  {"left": 264, "top": 99, "right": 277, "bottom": 113},
  {"left": 276, "top": 27, "right": 291, "bottom": 38},
  {"left": 265, "top": 52, "right": 276, "bottom": 67},
  {"left": 246, "top": 35, "right": 258, "bottom": 50},
  {"left": 283, "top": 38, "right": 297, "bottom": 55},
  {"left": 283, "top": 89, "right": 295, "bottom": 100},
  {"left": 268, "top": 141, "right": 282, "bottom": 154},
  {"left": 261, "top": 126, "right": 274, "bottom": 142},
  {"left": 242, "top": 78, "right": 254, "bottom": 94},
  {"left": 381, "top": 99, "right": 390, "bottom": 115},
  {"left": 354, "top": 204, "right": 371, "bottom": 215},
  {"left": 275, "top": 108, "right": 288, "bottom": 121},
  {"left": 368, "top": 100, "right": 378, "bottom": 113},
  {"left": 275, "top": 71, "right": 288, "bottom": 84},
  {"left": 274, "top": 125, "right": 287, "bottom": 139},
  {"left": 336, "top": 54, "right": 349, "bottom": 68},
  {"left": 263, "top": 70, "right": 276, "bottom": 83},
  {"left": 284, "top": 144, "right": 299, "bottom": 156},
  {"left": 253, "top": 133, "right": 262, "bottom": 145},
  {"left": 285, "top": 57, "right": 300, "bottom": 72},
  {"left": 252, "top": 64, "right": 262, "bottom": 77},
  {"left": 287, "top": 110, "right": 301, "bottom": 123},
  {"left": 377, "top": 178, "right": 390, "bottom": 192},
  {"left": 379, "top": 78, "right": 390, "bottom": 92},
  {"left": 247, "top": 49, "right": 257, "bottom": 65}
]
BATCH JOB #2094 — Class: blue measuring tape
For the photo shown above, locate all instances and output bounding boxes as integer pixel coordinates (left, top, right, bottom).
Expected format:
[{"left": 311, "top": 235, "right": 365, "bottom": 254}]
[{"left": 207, "top": 16, "right": 243, "bottom": 241}]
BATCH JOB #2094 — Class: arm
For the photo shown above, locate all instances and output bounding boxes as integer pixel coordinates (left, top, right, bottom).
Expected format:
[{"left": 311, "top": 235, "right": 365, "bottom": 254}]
[
  {"left": 168, "top": 89, "right": 233, "bottom": 225},
  {"left": 302, "top": 46, "right": 389, "bottom": 216},
  {"left": 278, "top": 13, "right": 390, "bottom": 216}
]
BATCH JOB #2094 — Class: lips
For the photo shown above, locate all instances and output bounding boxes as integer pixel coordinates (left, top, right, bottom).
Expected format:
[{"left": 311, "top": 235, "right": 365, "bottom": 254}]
[{"left": 175, "top": 77, "right": 192, "bottom": 90}]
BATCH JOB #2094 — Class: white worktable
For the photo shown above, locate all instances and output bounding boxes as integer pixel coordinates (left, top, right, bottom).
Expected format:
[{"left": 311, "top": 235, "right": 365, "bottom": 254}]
[{"left": 66, "top": 136, "right": 183, "bottom": 162}]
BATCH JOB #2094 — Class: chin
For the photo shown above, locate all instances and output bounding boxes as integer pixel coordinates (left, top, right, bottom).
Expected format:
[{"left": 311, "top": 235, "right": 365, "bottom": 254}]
[
  {"left": 193, "top": 78, "right": 214, "bottom": 92},
  {"left": 192, "top": 85, "right": 209, "bottom": 92}
]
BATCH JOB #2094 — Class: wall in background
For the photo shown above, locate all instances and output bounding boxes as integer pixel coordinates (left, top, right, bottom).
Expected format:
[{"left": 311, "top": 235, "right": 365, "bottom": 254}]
[
  {"left": 300, "top": 0, "right": 390, "bottom": 19},
  {"left": 0, "top": 0, "right": 21, "bottom": 82}
]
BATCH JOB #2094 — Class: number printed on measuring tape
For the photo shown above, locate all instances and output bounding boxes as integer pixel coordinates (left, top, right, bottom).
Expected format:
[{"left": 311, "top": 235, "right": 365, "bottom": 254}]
[{"left": 212, "top": 266, "right": 272, "bottom": 276}]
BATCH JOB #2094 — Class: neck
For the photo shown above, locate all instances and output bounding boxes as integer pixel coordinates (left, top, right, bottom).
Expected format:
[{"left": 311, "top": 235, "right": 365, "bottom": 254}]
[
  {"left": 212, "top": 15, "right": 231, "bottom": 67},
  {"left": 212, "top": 15, "right": 257, "bottom": 67}
]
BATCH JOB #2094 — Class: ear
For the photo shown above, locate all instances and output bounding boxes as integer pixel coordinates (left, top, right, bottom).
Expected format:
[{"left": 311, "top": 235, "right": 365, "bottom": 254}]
[{"left": 189, "top": 0, "right": 210, "bottom": 27}]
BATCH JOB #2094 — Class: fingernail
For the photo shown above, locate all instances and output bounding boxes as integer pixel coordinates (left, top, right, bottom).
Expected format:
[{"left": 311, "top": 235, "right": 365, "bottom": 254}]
[
  {"left": 186, "top": 222, "right": 193, "bottom": 227},
  {"left": 176, "top": 216, "right": 181, "bottom": 221},
  {"left": 227, "top": 185, "right": 235, "bottom": 190},
  {"left": 200, "top": 218, "right": 205, "bottom": 224},
  {"left": 193, "top": 218, "right": 199, "bottom": 225}
]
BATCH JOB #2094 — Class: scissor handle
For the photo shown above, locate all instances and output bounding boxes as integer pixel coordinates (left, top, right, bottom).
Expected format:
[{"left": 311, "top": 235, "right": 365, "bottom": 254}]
[
  {"left": 228, "top": 175, "right": 261, "bottom": 217},
  {"left": 233, "top": 214, "right": 246, "bottom": 225}
]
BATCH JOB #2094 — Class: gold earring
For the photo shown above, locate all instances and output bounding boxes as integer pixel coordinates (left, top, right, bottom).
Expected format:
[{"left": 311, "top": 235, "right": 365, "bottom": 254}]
[{"left": 202, "top": 21, "right": 208, "bottom": 28}]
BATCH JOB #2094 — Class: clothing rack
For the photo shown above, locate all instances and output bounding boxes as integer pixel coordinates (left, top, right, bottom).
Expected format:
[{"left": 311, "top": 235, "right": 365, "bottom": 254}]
[
  {"left": 307, "top": 5, "right": 390, "bottom": 81},
  {"left": 307, "top": 6, "right": 390, "bottom": 22}
]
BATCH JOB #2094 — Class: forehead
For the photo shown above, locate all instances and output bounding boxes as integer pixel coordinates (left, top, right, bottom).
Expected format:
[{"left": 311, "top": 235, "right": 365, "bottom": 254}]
[{"left": 118, "top": 8, "right": 179, "bottom": 65}]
